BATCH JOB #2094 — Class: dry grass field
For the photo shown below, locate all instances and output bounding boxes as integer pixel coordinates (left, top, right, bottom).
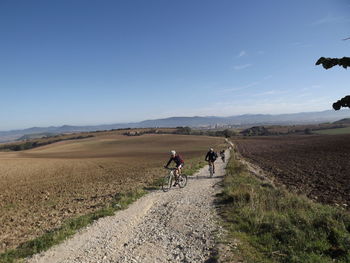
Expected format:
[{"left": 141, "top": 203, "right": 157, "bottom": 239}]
[{"left": 0, "top": 132, "right": 224, "bottom": 252}]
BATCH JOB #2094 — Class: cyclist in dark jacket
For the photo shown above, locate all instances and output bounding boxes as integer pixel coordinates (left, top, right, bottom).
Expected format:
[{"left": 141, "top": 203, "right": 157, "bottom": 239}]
[
  {"left": 220, "top": 150, "right": 225, "bottom": 162},
  {"left": 165, "top": 150, "right": 184, "bottom": 185},
  {"left": 205, "top": 148, "right": 218, "bottom": 174}
]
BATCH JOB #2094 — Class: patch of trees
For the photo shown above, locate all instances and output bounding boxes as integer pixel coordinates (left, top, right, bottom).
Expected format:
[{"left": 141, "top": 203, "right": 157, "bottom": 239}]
[
  {"left": 123, "top": 127, "right": 193, "bottom": 136},
  {"left": 208, "top": 129, "right": 237, "bottom": 138},
  {"left": 173, "top": 126, "right": 192, "bottom": 135},
  {"left": 123, "top": 126, "right": 238, "bottom": 138},
  {"left": 122, "top": 126, "right": 238, "bottom": 138},
  {"left": 123, "top": 129, "right": 161, "bottom": 136},
  {"left": 175, "top": 127, "right": 237, "bottom": 138},
  {"left": 240, "top": 126, "right": 271, "bottom": 136},
  {"left": 304, "top": 128, "right": 312, "bottom": 135}
]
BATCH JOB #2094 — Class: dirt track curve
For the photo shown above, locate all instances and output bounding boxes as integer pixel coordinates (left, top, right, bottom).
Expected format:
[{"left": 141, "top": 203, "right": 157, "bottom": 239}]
[{"left": 27, "top": 150, "right": 229, "bottom": 263}]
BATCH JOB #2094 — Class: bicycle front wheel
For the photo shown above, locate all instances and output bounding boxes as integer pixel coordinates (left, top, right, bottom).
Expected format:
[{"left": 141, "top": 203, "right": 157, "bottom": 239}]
[
  {"left": 178, "top": 174, "right": 188, "bottom": 188},
  {"left": 162, "top": 174, "right": 173, "bottom": 192}
]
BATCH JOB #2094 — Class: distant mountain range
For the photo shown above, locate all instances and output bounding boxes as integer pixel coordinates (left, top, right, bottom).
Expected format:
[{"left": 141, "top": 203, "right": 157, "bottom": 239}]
[{"left": 1, "top": 110, "right": 350, "bottom": 143}]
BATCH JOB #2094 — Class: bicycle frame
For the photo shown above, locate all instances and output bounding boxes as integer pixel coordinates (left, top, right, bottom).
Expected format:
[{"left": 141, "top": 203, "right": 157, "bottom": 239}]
[
  {"left": 162, "top": 167, "right": 187, "bottom": 192},
  {"left": 166, "top": 167, "right": 176, "bottom": 176}
]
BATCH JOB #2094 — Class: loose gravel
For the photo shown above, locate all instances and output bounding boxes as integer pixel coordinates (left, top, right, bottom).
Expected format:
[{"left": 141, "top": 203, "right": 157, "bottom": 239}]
[{"left": 27, "top": 151, "right": 229, "bottom": 263}]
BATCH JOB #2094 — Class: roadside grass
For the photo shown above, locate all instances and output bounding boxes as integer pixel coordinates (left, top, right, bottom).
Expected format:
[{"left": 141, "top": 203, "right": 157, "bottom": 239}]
[
  {"left": 0, "top": 189, "right": 146, "bottom": 263},
  {"left": 184, "top": 157, "right": 207, "bottom": 176},
  {"left": 313, "top": 127, "right": 350, "bottom": 135},
  {"left": 218, "top": 156, "right": 350, "bottom": 263}
]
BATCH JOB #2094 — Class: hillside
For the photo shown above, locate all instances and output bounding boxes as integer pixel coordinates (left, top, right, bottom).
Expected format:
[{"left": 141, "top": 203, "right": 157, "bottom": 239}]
[
  {"left": 1, "top": 109, "right": 350, "bottom": 143},
  {"left": 333, "top": 118, "right": 350, "bottom": 124}
]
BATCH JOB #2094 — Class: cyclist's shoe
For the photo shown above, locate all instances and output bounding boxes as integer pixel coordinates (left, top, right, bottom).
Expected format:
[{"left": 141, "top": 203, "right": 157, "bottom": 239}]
[{"left": 173, "top": 181, "right": 178, "bottom": 186}]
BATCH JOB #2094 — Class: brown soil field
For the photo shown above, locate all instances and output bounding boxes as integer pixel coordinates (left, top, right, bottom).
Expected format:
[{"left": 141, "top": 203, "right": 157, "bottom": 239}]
[
  {"left": 0, "top": 133, "right": 224, "bottom": 252},
  {"left": 235, "top": 135, "right": 350, "bottom": 208}
]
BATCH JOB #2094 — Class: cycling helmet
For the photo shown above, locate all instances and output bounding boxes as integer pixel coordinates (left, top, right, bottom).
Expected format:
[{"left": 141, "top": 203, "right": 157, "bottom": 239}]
[
  {"left": 170, "top": 150, "right": 176, "bottom": 156},
  {"left": 209, "top": 148, "right": 213, "bottom": 151}
]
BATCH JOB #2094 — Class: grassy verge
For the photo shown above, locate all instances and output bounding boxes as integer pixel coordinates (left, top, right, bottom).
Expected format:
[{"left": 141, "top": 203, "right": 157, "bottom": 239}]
[
  {"left": 184, "top": 157, "right": 207, "bottom": 176},
  {"left": 218, "top": 155, "right": 350, "bottom": 263},
  {"left": 0, "top": 189, "right": 146, "bottom": 263}
]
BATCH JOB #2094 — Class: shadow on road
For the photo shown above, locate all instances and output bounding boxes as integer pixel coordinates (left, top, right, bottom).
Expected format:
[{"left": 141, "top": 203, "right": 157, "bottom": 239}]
[{"left": 188, "top": 175, "right": 224, "bottom": 180}]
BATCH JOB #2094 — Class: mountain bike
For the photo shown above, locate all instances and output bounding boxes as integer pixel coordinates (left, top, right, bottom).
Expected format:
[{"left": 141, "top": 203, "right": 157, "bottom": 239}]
[
  {"left": 221, "top": 154, "right": 225, "bottom": 163},
  {"left": 219, "top": 150, "right": 225, "bottom": 163},
  {"left": 162, "top": 168, "right": 188, "bottom": 192},
  {"left": 208, "top": 162, "right": 214, "bottom": 177}
]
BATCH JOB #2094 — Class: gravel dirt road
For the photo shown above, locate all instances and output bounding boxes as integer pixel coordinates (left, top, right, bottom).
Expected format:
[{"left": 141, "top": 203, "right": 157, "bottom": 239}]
[{"left": 27, "top": 150, "right": 229, "bottom": 263}]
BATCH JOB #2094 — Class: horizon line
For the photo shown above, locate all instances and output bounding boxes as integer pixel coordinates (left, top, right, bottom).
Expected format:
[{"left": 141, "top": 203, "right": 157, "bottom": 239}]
[{"left": 1, "top": 108, "right": 348, "bottom": 132}]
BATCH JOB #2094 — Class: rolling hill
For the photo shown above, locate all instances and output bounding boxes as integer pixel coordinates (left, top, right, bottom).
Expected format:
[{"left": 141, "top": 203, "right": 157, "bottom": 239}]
[{"left": 1, "top": 109, "right": 350, "bottom": 143}]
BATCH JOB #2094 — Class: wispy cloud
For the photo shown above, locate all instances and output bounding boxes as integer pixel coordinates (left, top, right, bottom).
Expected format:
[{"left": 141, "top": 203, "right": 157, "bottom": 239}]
[
  {"left": 156, "top": 94, "right": 332, "bottom": 118},
  {"left": 253, "top": 89, "right": 289, "bottom": 97},
  {"left": 298, "top": 92, "right": 312, "bottom": 98},
  {"left": 222, "top": 81, "right": 259, "bottom": 92},
  {"left": 234, "top": 63, "right": 252, "bottom": 70},
  {"left": 300, "top": 84, "right": 322, "bottom": 92},
  {"left": 237, "top": 50, "right": 246, "bottom": 58},
  {"left": 222, "top": 75, "right": 273, "bottom": 93},
  {"left": 164, "top": 97, "right": 332, "bottom": 117},
  {"left": 289, "top": 42, "right": 313, "bottom": 48},
  {"left": 311, "top": 14, "right": 350, "bottom": 26}
]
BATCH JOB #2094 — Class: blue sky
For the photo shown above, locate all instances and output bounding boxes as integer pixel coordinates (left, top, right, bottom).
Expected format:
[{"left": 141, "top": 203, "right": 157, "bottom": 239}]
[{"left": 1, "top": 0, "right": 350, "bottom": 130}]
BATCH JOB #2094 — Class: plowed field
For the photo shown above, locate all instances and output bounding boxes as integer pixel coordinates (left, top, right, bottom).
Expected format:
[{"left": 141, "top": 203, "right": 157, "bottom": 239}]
[
  {"left": 0, "top": 133, "right": 224, "bottom": 252},
  {"left": 235, "top": 135, "right": 350, "bottom": 207}
]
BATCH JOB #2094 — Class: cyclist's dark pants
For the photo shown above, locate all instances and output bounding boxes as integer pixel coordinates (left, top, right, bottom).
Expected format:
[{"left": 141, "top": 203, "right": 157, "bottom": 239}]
[{"left": 208, "top": 161, "right": 215, "bottom": 173}]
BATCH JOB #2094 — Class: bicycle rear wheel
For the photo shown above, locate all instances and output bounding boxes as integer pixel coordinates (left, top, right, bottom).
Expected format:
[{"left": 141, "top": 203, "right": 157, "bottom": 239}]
[
  {"left": 162, "top": 174, "right": 173, "bottom": 192},
  {"left": 178, "top": 174, "right": 188, "bottom": 188},
  {"left": 209, "top": 165, "right": 214, "bottom": 177}
]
